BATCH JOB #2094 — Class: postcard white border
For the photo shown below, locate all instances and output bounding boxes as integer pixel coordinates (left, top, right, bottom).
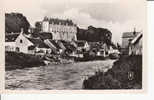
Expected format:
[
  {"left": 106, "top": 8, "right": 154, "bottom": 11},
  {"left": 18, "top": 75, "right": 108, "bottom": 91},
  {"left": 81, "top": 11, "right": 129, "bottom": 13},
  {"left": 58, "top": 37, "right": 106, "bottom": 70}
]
[{"left": 0, "top": 0, "right": 148, "bottom": 94}]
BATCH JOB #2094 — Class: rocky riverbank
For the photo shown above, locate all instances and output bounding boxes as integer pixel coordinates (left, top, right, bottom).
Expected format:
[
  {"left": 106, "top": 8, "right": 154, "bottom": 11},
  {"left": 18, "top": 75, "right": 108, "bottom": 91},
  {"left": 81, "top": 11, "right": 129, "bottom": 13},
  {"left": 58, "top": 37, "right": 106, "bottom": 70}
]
[{"left": 6, "top": 52, "right": 76, "bottom": 70}]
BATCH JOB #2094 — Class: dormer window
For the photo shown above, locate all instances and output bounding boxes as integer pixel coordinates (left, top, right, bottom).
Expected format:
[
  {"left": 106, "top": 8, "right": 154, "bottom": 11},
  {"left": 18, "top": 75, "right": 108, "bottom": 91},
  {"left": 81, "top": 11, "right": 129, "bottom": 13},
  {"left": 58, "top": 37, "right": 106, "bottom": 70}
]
[{"left": 20, "top": 39, "right": 23, "bottom": 43}]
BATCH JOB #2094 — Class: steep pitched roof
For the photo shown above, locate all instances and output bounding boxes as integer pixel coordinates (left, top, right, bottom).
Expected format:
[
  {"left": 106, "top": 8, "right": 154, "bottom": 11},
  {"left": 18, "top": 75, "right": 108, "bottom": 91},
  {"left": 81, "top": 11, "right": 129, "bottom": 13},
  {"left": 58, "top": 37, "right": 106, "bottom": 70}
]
[
  {"left": 43, "top": 17, "right": 76, "bottom": 26},
  {"left": 122, "top": 32, "right": 140, "bottom": 38},
  {"left": 60, "top": 40, "right": 76, "bottom": 51},
  {"left": 27, "top": 37, "right": 49, "bottom": 48},
  {"left": 57, "top": 40, "right": 66, "bottom": 50},
  {"left": 47, "top": 39, "right": 62, "bottom": 49},
  {"left": 131, "top": 33, "right": 142, "bottom": 45},
  {"left": 5, "top": 33, "right": 20, "bottom": 42}
]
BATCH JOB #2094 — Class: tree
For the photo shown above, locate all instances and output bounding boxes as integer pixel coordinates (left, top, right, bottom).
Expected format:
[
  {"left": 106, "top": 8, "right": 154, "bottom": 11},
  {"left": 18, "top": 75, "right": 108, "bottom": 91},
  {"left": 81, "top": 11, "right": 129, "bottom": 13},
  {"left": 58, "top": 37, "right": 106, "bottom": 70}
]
[
  {"left": 77, "top": 26, "right": 112, "bottom": 45},
  {"left": 5, "top": 13, "right": 30, "bottom": 33},
  {"left": 35, "top": 21, "right": 42, "bottom": 33}
]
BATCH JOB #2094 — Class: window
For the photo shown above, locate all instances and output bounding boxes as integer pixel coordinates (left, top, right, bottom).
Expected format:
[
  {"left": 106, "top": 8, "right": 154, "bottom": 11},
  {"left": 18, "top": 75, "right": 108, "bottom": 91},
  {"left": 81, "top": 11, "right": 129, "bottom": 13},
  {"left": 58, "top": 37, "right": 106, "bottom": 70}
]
[
  {"left": 16, "top": 47, "right": 20, "bottom": 52},
  {"left": 20, "top": 39, "right": 23, "bottom": 43}
]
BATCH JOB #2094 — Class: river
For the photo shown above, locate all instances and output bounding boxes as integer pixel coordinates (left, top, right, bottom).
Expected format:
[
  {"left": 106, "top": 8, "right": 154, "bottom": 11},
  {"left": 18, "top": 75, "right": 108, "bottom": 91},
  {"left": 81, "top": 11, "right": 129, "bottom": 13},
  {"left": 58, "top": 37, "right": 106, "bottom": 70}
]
[{"left": 5, "top": 59, "right": 115, "bottom": 90}]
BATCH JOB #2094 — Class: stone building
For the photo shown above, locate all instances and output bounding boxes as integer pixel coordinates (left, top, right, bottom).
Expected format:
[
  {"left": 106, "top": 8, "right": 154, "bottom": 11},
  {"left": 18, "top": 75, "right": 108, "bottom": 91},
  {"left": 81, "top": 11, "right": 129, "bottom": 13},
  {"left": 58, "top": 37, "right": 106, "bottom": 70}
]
[
  {"left": 121, "top": 29, "right": 140, "bottom": 54},
  {"left": 15, "top": 32, "right": 50, "bottom": 54},
  {"left": 41, "top": 17, "right": 77, "bottom": 41}
]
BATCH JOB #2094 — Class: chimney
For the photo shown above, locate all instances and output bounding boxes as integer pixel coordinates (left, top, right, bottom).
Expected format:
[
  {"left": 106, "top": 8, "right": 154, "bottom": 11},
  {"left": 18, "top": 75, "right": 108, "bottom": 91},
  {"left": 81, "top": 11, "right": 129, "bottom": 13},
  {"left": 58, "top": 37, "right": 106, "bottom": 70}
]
[
  {"left": 133, "top": 28, "right": 136, "bottom": 35},
  {"left": 21, "top": 28, "right": 24, "bottom": 34}
]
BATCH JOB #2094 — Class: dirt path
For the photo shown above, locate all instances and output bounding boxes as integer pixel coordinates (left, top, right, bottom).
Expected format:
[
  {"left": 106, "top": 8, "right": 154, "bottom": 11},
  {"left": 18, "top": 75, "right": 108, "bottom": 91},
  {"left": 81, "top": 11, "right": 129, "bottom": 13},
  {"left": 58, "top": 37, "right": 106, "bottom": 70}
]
[{"left": 5, "top": 60, "right": 115, "bottom": 90}]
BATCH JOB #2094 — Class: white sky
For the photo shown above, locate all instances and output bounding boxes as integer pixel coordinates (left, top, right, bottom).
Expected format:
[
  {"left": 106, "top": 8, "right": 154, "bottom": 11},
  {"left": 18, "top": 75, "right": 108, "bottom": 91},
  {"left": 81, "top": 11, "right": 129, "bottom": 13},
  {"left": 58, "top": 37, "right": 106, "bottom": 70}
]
[{"left": 3, "top": 0, "right": 146, "bottom": 44}]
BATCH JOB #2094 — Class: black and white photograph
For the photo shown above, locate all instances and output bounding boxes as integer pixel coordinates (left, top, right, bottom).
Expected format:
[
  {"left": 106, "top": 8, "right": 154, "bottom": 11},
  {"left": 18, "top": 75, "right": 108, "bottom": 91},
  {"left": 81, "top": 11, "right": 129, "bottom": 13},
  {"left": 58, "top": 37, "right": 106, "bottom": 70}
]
[{"left": 4, "top": 0, "right": 146, "bottom": 90}]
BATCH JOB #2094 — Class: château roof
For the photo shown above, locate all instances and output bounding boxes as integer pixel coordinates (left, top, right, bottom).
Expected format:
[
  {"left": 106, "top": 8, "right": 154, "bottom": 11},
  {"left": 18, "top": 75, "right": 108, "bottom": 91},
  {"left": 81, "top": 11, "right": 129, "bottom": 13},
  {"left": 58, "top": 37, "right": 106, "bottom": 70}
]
[{"left": 43, "top": 17, "right": 76, "bottom": 26}]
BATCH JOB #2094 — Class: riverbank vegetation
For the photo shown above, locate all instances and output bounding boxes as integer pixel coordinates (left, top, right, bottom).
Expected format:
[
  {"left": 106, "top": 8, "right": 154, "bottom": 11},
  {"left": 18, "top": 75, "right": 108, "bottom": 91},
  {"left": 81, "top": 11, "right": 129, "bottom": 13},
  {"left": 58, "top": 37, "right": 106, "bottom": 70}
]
[
  {"left": 5, "top": 52, "right": 45, "bottom": 70},
  {"left": 82, "top": 55, "right": 142, "bottom": 89}
]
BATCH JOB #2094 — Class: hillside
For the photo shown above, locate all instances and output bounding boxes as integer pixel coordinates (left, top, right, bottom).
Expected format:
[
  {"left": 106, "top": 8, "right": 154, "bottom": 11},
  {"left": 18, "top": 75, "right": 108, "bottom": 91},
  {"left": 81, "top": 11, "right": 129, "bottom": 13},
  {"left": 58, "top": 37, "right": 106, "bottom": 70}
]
[
  {"left": 77, "top": 26, "right": 112, "bottom": 45},
  {"left": 5, "top": 13, "right": 30, "bottom": 33}
]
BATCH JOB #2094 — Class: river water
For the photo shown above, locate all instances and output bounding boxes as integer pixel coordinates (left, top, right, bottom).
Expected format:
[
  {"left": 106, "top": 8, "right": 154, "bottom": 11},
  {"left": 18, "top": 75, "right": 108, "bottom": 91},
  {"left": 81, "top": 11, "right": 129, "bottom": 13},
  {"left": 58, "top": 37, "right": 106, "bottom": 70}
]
[{"left": 5, "top": 60, "right": 115, "bottom": 90}]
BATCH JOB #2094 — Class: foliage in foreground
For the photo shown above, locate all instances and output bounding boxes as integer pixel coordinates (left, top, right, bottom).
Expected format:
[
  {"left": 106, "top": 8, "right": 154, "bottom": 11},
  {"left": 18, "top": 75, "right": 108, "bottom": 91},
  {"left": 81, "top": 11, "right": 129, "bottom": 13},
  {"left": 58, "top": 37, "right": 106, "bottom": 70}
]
[{"left": 83, "top": 55, "right": 142, "bottom": 89}]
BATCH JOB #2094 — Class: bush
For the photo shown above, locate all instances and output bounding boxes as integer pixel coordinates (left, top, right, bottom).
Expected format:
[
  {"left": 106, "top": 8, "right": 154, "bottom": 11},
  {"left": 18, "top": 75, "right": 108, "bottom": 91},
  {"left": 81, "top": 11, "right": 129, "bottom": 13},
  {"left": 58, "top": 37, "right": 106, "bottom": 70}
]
[{"left": 83, "top": 55, "right": 142, "bottom": 89}]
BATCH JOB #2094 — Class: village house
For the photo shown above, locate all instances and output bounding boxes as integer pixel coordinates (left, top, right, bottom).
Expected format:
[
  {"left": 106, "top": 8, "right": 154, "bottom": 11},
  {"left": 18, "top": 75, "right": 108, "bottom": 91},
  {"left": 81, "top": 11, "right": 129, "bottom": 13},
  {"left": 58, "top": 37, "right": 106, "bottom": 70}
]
[
  {"left": 72, "top": 41, "right": 89, "bottom": 58},
  {"left": 41, "top": 17, "right": 77, "bottom": 41},
  {"left": 15, "top": 32, "right": 51, "bottom": 55},
  {"left": 44, "top": 39, "right": 78, "bottom": 58},
  {"left": 60, "top": 40, "right": 75, "bottom": 52},
  {"left": 75, "top": 41, "right": 90, "bottom": 52},
  {"left": 5, "top": 33, "right": 20, "bottom": 52},
  {"left": 44, "top": 39, "right": 64, "bottom": 54},
  {"left": 108, "top": 46, "right": 120, "bottom": 54},
  {"left": 129, "top": 33, "right": 142, "bottom": 55},
  {"left": 96, "top": 43, "right": 109, "bottom": 57},
  {"left": 121, "top": 29, "right": 140, "bottom": 54},
  {"left": 88, "top": 42, "right": 109, "bottom": 58},
  {"left": 60, "top": 40, "right": 77, "bottom": 57}
]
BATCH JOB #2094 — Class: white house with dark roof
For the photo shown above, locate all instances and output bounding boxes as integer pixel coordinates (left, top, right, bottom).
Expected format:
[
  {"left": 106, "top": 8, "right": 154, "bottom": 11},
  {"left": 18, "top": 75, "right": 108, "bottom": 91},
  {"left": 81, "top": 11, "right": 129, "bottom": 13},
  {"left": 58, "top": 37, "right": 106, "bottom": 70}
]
[
  {"left": 75, "top": 40, "right": 90, "bottom": 52},
  {"left": 121, "top": 29, "right": 141, "bottom": 54},
  {"left": 15, "top": 32, "right": 51, "bottom": 55},
  {"left": 122, "top": 31, "right": 140, "bottom": 49}
]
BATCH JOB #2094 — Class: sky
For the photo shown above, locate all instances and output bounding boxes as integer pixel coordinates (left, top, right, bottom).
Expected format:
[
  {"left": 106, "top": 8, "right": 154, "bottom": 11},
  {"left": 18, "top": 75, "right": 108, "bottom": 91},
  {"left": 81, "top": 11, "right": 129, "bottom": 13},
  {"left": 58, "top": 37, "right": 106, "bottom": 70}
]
[{"left": 3, "top": 0, "right": 146, "bottom": 44}]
